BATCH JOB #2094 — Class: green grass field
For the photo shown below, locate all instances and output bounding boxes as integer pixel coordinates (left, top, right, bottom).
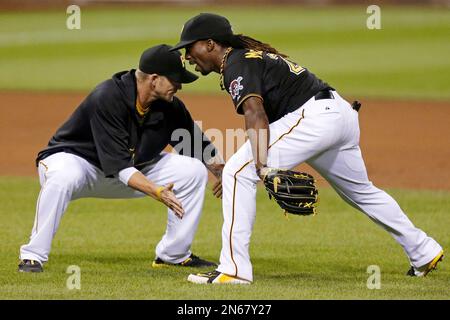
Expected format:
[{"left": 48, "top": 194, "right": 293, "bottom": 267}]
[
  {"left": 1, "top": 177, "right": 448, "bottom": 299},
  {"left": 1, "top": 5, "right": 449, "bottom": 301},
  {"left": 0, "top": 6, "right": 449, "bottom": 99}
]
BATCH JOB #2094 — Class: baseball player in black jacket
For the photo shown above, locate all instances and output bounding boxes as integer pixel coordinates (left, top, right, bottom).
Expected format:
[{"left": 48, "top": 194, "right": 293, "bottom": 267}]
[{"left": 18, "top": 45, "right": 224, "bottom": 273}]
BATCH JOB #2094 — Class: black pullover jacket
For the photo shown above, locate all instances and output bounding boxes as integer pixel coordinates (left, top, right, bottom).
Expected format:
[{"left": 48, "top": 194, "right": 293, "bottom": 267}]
[{"left": 37, "top": 70, "right": 216, "bottom": 177}]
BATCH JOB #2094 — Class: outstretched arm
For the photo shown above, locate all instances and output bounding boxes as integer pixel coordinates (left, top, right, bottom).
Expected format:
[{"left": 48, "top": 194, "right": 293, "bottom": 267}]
[
  {"left": 241, "top": 96, "right": 269, "bottom": 178},
  {"left": 126, "top": 170, "right": 184, "bottom": 218},
  {"left": 205, "top": 153, "right": 225, "bottom": 198}
]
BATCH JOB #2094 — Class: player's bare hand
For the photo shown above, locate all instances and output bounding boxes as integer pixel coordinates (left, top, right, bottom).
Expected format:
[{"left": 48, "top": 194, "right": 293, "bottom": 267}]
[
  {"left": 257, "top": 166, "right": 271, "bottom": 180},
  {"left": 206, "top": 163, "right": 223, "bottom": 199},
  {"left": 212, "top": 178, "right": 222, "bottom": 199},
  {"left": 207, "top": 163, "right": 224, "bottom": 179},
  {"left": 158, "top": 183, "right": 184, "bottom": 219}
]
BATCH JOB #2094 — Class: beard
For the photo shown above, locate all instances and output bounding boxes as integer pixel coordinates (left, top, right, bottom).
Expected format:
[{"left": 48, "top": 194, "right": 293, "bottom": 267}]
[{"left": 195, "top": 63, "right": 212, "bottom": 76}]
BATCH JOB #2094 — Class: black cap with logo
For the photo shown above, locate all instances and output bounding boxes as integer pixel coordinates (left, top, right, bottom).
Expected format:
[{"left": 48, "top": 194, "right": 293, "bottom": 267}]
[
  {"left": 171, "top": 13, "right": 233, "bottom": 51},
  {"left": 139, "top": 44, "right": 198, "bottom": 83}
]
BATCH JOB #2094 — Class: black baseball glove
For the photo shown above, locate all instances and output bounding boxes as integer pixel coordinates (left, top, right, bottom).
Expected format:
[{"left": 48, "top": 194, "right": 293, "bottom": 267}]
[{"left": 262, "top": 169, "right": 318, "bottom": 216}]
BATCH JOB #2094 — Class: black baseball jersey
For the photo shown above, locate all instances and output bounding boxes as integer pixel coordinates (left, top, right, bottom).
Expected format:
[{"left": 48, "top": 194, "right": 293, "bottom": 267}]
[
  {"left": 37, "top": 70, "right": 216, "bottom": 177},
  {"left": 223, "top": 49, "right": 332, "bottom": 123}
]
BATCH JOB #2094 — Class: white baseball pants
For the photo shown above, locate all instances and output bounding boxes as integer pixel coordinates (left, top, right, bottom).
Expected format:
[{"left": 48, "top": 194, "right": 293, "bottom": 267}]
[
  {"left": 20, "top": 152, "right": 208, "bottom": 264},
  {"left": 217, "top": 91, "right": 443, "bottom": 282}
]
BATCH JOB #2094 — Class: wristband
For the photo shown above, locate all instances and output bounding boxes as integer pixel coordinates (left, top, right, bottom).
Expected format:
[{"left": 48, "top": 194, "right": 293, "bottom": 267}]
[
  {"left": 256, "top": 165, "right": 268, "bottom": 177},
  {"left": 155, "top": 186, "right": 165, "bottom": 200}
]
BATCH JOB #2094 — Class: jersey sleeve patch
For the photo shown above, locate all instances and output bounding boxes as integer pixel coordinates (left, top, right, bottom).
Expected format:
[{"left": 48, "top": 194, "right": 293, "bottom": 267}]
[
  {"left": 224, "top": 52, "right": 264, "bottom": 113},
  {"left": 229, "top": 76, "right": 244, "bottom": 101}
]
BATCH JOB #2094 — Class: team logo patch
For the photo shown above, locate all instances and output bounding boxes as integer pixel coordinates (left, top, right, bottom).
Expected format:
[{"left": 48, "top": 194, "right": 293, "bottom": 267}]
[{"left": 229, "top": 76, "right": 244, "bottom": 101}]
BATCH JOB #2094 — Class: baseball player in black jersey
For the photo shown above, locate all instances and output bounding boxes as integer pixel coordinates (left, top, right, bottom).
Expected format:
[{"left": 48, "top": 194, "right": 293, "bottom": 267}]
[
  {"left": 18, "top": 45, "right": 223, "bottom": 273},
  {"left": 171, "top": 13, "right": 444, "bottom": 284}
]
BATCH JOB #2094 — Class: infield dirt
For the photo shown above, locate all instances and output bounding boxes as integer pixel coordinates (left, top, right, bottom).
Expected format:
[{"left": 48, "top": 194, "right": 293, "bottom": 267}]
[{"left": 1, "top": 91, "right": 449, "bottom": 190}]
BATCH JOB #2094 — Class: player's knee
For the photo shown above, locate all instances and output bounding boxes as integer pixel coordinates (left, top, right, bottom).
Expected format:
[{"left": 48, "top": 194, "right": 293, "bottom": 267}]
[
  {"left": 190, "top": 158, "right": 208, "bottom": 184},
  {"left": 176, "top": 157, "right": 207, "bottom": 185},
  {"left": 223, "top": 158, "right": 256, "bottom": 183},
  {"left": 46, "top": 167, "right": 86, "bottom": 192},
  {"left": 223, "top": 157, "right": 242, "bottom": 179},
  {"left": 222, "top": 161, "right": 234, "bottom": 179}
]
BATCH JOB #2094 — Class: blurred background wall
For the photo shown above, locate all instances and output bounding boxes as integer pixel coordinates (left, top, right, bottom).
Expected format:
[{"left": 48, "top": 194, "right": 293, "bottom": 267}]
[{"left": 1, "top": 0, "right": 449, "bottom": 10}]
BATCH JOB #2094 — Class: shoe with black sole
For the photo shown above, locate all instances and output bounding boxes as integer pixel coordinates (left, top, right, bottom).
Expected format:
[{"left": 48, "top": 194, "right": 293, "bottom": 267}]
[
  {"left": 18, "top": 259, "right": 43, "bottom": 273},
  {"left": 407, "top": 250, "right": 444, "bottom": 277},
  {"left": 187, "top": 270, "right": 251, "bottom": 284},
  {"left": 152, "top": 253, "right": 217, "bottom": 268}
]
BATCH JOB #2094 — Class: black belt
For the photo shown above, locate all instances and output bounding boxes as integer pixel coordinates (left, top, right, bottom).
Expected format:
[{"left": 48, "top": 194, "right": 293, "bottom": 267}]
[
  {"left": 314, "top": 89, "right": 334, "bottom": 100},
  {"left": 314, "top": 89, "right": 361, "bottom": 112}
]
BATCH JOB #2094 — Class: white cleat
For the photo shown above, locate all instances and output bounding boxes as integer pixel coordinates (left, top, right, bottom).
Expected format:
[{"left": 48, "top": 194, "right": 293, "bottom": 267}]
[
  {"left": 407, "top": 250, "right": 444, "bottom": 277},
  {"left": 187, "top": 270, "right": 251, "bottom": 284}
]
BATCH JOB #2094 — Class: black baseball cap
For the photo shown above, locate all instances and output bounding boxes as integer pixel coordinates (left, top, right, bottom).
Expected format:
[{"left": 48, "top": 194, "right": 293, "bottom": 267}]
[
  {"left": 171, "top": 13, "right": 233, "bottom": 51},
  {"left": 139, "top": 44, "right": 198, "bottom": 83}
]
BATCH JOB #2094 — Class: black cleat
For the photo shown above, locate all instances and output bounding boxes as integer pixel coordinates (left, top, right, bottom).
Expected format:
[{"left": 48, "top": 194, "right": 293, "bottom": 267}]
[
  {"left": 406, "top": 266, "right": 416, "bottom": 277},
  {"left": 152, "top": 254, "right": 217, "bottom": 268},
  {"left": 18, "top": 259, "right": 43, "bottom": 273}
]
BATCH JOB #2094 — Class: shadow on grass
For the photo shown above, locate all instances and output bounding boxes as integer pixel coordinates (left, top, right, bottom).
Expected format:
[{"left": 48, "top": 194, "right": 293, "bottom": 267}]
[
  {"left": 254, "top": 256, "right": 364, "bottom": 273},
  {"left": 51, "top": 252, "right": 151, "bottom": 267}
]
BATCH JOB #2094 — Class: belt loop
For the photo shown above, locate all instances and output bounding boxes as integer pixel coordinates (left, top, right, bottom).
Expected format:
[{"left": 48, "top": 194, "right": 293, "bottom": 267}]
[
  {"left": 351, "top": 101, "right": 361, "bottom": 112},
  {"left": 314, "top": 89, "right": 334, "bottom": 101}
]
